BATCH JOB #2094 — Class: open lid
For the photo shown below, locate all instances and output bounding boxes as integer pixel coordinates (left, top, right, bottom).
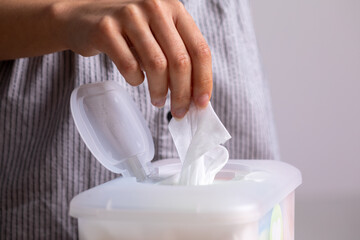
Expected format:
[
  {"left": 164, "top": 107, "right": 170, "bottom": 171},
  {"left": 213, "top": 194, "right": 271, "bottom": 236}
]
[{"left": 70, "top": 81, "right": 154, "bottom": 181}]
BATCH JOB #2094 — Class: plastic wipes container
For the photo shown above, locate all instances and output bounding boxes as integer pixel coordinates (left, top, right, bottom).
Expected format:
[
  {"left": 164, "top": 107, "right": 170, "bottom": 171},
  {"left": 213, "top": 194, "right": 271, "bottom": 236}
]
[
  {"left": 69, "top": 82, "right": 302, "bottom": 240},
  {"left": 70, "top": 159, "right": 301, "bottom": 240}
]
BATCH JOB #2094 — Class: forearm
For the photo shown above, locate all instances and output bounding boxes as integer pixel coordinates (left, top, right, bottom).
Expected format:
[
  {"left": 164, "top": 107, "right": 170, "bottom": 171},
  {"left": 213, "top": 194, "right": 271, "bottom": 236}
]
[{"left": 0, "top": 0, "right": 67, "bottom": 60}]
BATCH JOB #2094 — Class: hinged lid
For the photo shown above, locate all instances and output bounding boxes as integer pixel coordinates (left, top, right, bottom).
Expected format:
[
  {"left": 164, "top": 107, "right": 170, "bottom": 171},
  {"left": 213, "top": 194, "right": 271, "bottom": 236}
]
[{"left": 70, "top": 81, "right": 154, "bottom": 181}]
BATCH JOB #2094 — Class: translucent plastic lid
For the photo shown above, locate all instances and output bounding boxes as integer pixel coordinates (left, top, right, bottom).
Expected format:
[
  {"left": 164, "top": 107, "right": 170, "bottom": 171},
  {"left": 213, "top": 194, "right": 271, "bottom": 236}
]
[
  {"left": 70, "top": 81, "right": 154, "bottom": 181},
  {"left": 69, "top": 160, "right": 302, "bottom": 224}
]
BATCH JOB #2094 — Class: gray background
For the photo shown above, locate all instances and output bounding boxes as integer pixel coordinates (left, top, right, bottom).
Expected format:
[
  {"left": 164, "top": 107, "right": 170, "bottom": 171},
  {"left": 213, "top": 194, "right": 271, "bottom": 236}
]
[{"left": 250, "top": 0, "right": 360, "bottom": 239}]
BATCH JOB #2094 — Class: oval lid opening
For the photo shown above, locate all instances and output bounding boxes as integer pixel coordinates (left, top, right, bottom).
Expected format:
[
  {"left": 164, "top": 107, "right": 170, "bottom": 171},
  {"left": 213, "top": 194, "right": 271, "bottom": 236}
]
[{"left": 70, "top": 81, "right": 154, "bottom": 181}]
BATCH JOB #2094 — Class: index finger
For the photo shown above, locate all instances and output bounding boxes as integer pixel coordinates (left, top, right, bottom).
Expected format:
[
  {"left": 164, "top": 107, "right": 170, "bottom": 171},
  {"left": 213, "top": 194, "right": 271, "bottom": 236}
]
[{"left": 174, "top": 9, "right": 212, "bottom": 109}]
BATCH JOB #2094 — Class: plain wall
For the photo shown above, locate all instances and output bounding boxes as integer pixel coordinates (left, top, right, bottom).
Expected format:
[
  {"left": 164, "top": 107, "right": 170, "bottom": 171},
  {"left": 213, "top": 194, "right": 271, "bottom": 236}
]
[{"left": 250, "top": 0, "right": 360, "bottom": 239}]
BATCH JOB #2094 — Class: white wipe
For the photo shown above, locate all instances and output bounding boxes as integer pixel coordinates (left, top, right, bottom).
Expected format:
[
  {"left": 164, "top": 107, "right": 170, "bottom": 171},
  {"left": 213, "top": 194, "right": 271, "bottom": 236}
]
[{"left": 168, "top": 103, "right": 231, "bottom": 185}]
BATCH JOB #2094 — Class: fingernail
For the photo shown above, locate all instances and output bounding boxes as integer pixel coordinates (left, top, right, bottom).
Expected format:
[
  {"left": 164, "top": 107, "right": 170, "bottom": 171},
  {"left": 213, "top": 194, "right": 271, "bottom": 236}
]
[
  {"left": 152, "top": 98, "right": 166, "bottom": 108},
  {"left": 173, "top": 108, "right": 187, "bottom": 119},
  {"left": 196, "top": 94, "right": 209, "bottom": 108}
]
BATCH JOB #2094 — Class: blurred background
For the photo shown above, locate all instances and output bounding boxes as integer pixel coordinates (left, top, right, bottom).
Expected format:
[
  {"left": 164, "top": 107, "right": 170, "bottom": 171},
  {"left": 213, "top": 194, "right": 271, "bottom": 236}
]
[{"left": 250, "top": 0, "right": 360, "bottom": 239}]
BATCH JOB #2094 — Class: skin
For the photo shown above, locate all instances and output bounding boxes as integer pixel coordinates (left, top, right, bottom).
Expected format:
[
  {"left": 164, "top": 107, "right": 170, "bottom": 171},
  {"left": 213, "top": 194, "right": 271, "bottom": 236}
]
[{"left": 0, "top": 0, "right": 213, "bottom": 118}]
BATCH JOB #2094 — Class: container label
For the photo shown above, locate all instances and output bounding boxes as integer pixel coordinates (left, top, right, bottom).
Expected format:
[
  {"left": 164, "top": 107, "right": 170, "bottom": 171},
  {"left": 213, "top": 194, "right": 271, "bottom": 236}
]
[
  {"left": 259, "top": 204, "right": 284, "bottom": 240},
  {"left": 270, "top": 204, "right": 283, "bottom": 240}
]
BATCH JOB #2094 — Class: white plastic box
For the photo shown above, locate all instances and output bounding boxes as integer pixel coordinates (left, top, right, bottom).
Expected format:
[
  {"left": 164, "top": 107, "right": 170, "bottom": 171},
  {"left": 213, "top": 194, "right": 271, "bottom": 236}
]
[{"left": 69, "top": 82, "right": 302, "bottom": 240}]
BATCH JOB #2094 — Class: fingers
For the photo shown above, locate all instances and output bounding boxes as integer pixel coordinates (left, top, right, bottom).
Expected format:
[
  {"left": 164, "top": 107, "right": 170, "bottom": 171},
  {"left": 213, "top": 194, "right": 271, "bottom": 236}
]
[
  {"left": 92, "top": 0, "right": 211, "bottom": 118},
  {"left": 94, "top": 16, "right": 144, "bottom": 86},
  {"left": 173, "top": 6, "right": 213, "bottom": 109},
  {"left": 145, "top": 0, "right": 192, "bottom": 118},
  {"left": 121, "top": 4, "right": 169, "bottom": 108}
]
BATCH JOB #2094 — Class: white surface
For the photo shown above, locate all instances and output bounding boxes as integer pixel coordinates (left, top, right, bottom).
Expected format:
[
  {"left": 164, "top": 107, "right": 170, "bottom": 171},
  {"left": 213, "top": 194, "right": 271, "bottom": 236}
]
[{"left": 250, "top": 0, "right": 360, "bottom": 239}]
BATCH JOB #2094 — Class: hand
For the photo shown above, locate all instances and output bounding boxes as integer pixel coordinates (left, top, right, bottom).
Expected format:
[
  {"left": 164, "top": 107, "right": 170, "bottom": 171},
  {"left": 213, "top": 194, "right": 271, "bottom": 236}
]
[{"left": 53, "top": 0, "right": 212, "bottom": 118}]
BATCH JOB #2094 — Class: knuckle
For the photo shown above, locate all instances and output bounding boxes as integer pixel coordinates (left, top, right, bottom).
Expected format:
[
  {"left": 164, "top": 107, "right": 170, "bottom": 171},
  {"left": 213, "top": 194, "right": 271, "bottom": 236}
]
[
  {"left": 195, "top": 75, "right": 213, "bottom": 92},
  {"left": 173, "top": 0, "right": 185, "bottom": 11},
  {"left": 196, "top": 78, "right": 213, "bottom": 92},
  {"left": 166, "top": 0, "right": 186, "bottom": 16},
  {"left": 143, "top": 0, "right": 167, "bottom": 20},
  {"left": 197, "top": 76, "right": 212, "bottom": 86},
  {"left": 122, "top": 60, "right": 139, "bottom": 75},
  {"left": 193, "top": 41, "right": 211, "bottom": 60},
  {"left": 89, "top": 16, "right": 114, "bottom": 47},
  {"left": 172, "top": 53, "right": 191, "bottom": 72},
  {"left": 150, "top": 88, "right": 167, "bottom": 99},
  {"left": 144, "top": 0, "right": 162, "bottom": 11},
  {"left": 147, "top": 56, "right": 167, "bottom": 72},
  {"left": 172, "top": 92, "right": 191, "bottom": 103},
  {"left": 48, "top": 2, "right": 68, "bottom": 19},
  {"left": 96, "top": 16, "right": 114, "bottom": 37},
  {"left": 49, "top": 1, "right": 81, "bottom": 21},
  {"left": 121, "top": 4, "right": 140, "bottom": 20}
]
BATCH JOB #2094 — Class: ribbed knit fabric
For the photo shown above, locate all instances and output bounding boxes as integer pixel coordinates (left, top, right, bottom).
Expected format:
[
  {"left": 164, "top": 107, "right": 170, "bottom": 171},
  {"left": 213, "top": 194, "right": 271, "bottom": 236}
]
[{"left": 0, "top": 0, "right": 279, "bottom": 239}]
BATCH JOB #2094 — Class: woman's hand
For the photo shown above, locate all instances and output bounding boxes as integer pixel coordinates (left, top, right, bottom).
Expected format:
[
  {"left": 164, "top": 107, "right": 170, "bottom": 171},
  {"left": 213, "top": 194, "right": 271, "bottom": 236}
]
[
  {"left": 54, "top": 0, "right": 212, "bottom": 118},
  {"left": 0, "top": 0, "right": 212, "bottom": 118}
]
